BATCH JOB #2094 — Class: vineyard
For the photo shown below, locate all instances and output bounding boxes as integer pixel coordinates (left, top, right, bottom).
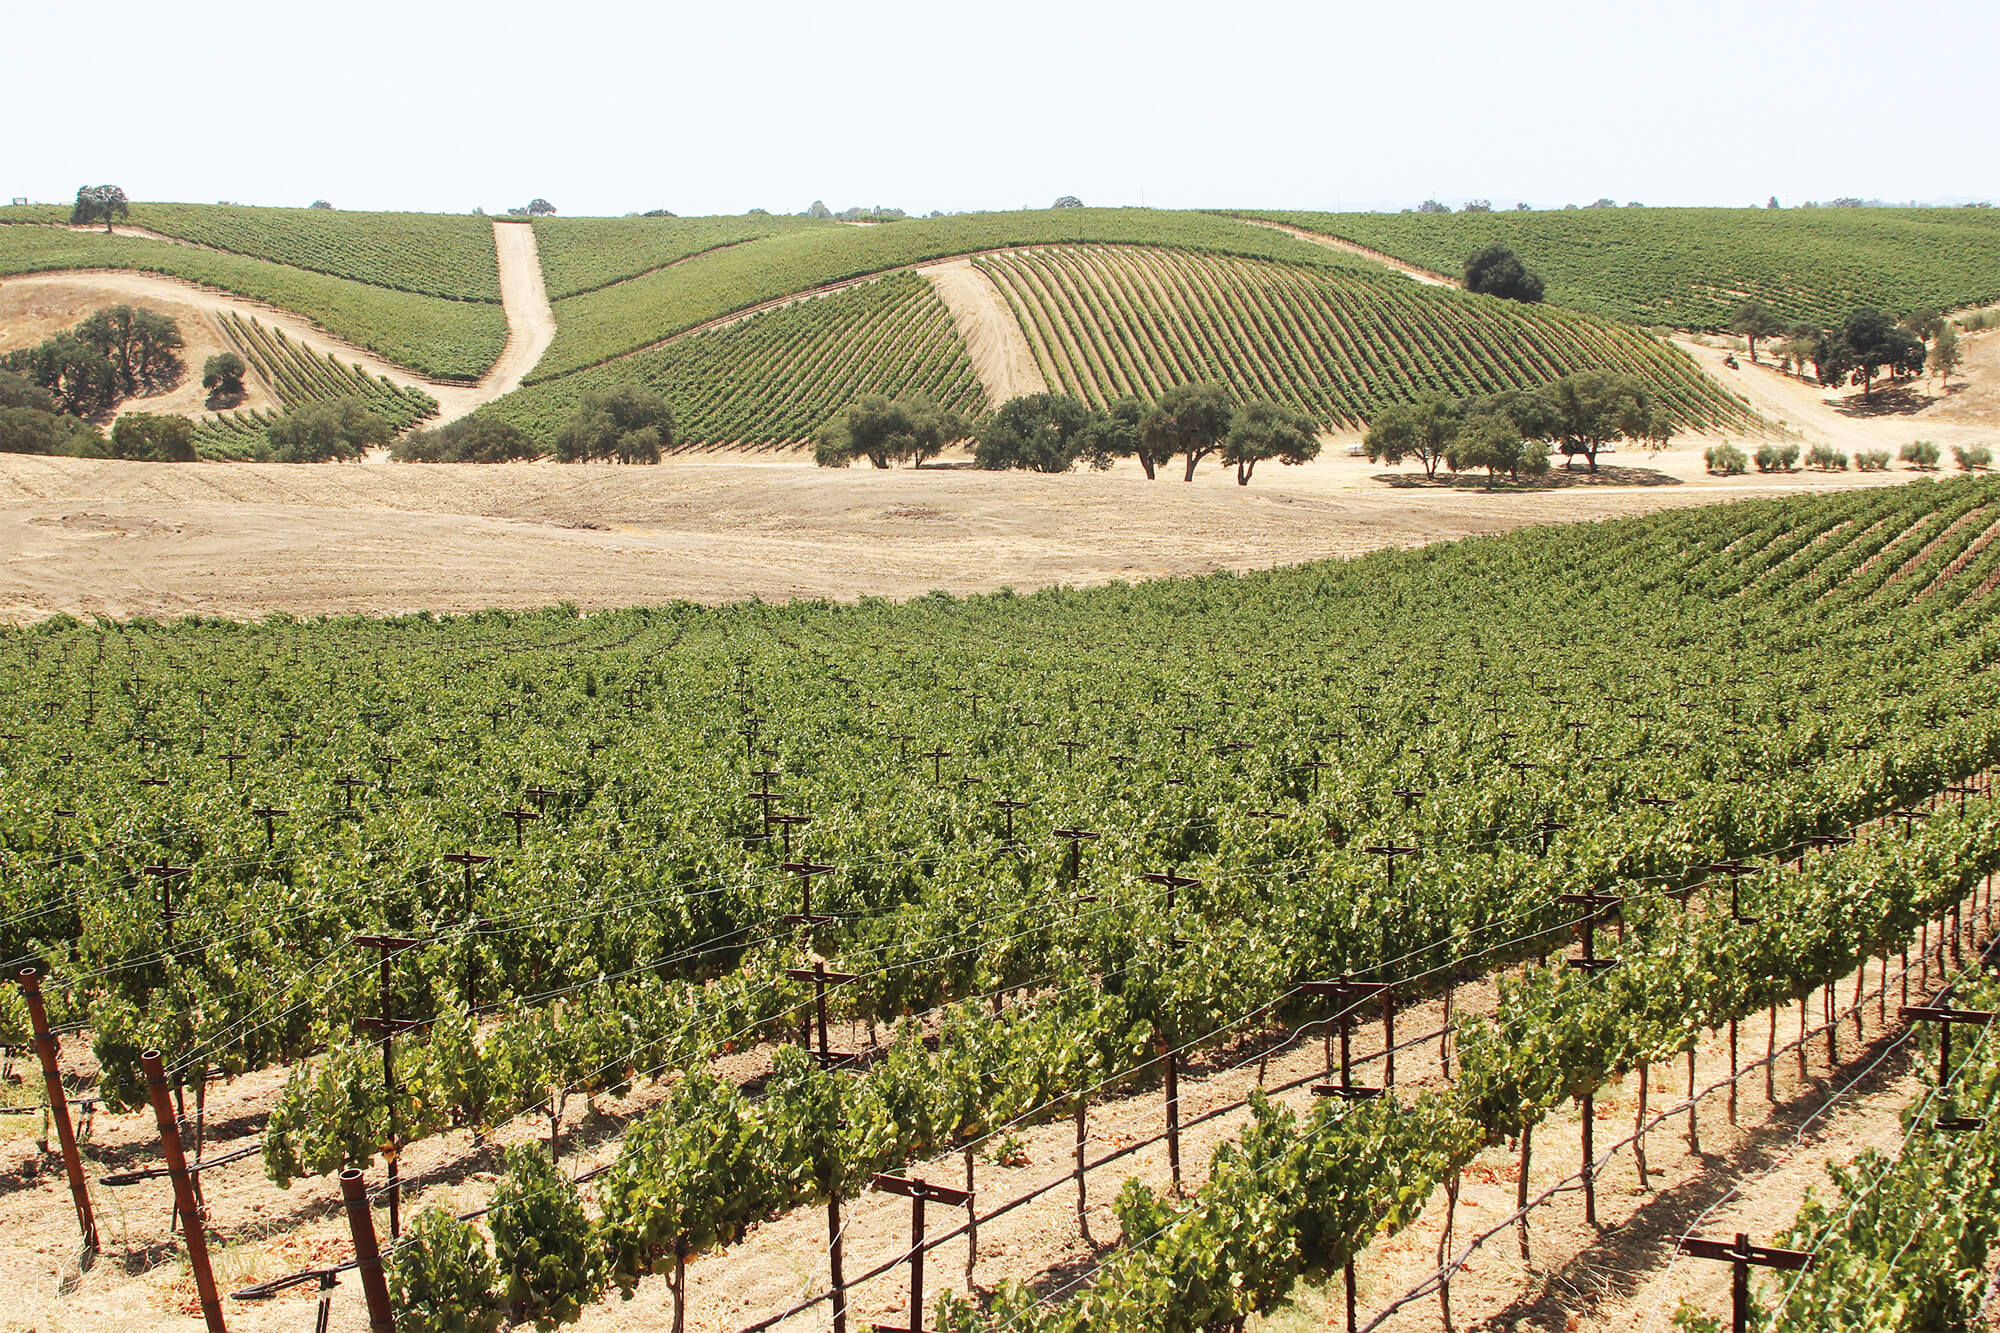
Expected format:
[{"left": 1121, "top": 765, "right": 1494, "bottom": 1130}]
[
  {"left": 527, "top": 208, "right": 1371, "bottom": 381},
  {"left": 972, "top": 244, "right": 1762, "bottom": 432},
  {"left": 5, "top": 477, "right": 2000, "bottom": 1329},
  {"left": 529, "top": 213, "right": 833, "bottom": 299},
  {"left": 480, "top": 271, "right": 982, "bottom": 445},
  {"left": 90, "top": 203, "right": 503, "bottom": 303},
  {"left": 190, "top": 314, "right": 441, "bottom": 460},
  {"left": 1239, "top": 207, "right": 2000, "bottom": 331},
  {"left": 0, "top": 222, "right": 508, "bottom": 381}
]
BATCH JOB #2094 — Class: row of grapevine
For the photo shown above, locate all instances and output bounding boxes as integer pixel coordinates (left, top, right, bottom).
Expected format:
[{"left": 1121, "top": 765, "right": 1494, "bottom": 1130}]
[
  {"left": 975, "top": 244, "right": 1764, "bottom": 433},
  {"left": 1748, "top": 972, "right": 2000, "bottom": 1331},
  {"left": 939, "top": 801, "right": 2000, "bottom": 1332},
  {"left": 477, "top": 272, "right": 983, "bottom": 444},
  {"left": 1240, "top": 207, "right": 2000, "bottom": 331},
  {"left": 0, "top": 224, "right": 508, "bottom": 381},
  {"left": 332, "top": 801, "right": 2000, "bottom": 1333},
  {"left": 189, "top": 314, "right": 440, "bottom": 458}
]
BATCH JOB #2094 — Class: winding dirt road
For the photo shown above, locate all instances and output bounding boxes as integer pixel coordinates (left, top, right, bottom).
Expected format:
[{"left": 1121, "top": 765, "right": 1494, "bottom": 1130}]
[{"left": 0, "top": 221, "right": 555, "bottom": 423}]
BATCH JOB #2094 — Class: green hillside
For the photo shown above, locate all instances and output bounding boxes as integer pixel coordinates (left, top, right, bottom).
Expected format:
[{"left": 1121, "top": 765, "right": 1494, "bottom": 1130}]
[
  {"left": 0, "top": 221, "right": 506, "bottom": 381},
  {"left": 975, "top": 245, "right": 1758, "bottom": 432},
  {"left": 481, "top": 271, "right": 982, "bottom": 444},
  {"left": 530, "top": 213, "right": 833, "bottom": 297},
  {"left": 496, "top": 242, "right": 1760, "bottom": 447},
  {"left": 530, "top": 208, "right": 1370, "bottom": 381},
  {"left": 1240, "top": 207, "right": 2000, "bottom": 330},
  {"left": 120, "top": 203, "right": 501, "bottom": 301}
]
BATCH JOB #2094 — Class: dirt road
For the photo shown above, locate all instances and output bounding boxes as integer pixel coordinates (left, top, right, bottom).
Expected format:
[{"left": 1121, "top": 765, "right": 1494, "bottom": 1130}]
[
  {"left": 922, "top": 259, "right": 1047, "bottom": 404},
  {"left": 1678, "top": 331, "right": 2000, "bottom": 453}
]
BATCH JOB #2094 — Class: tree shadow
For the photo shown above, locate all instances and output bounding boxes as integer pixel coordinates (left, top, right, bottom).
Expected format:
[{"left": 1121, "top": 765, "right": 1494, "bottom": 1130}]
[
  {"left": 1834, "top": 384, "right": 1939, "bottom": 418},
  {"left": 1370, "top": 464, "right": 1682, "bottom": 491}
]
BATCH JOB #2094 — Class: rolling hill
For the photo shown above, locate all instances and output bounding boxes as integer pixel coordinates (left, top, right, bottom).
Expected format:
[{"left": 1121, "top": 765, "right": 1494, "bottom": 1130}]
[
  {"left": 12, "top": 200, "right": 1998, "bottom": 451},
  {"left": 1239, "top": 206, "right": 2000, "bottom": 330}
]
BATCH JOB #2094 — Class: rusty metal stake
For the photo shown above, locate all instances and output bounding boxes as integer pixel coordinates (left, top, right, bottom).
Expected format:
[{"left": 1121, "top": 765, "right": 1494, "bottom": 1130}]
[
  {"left": 339, "top": 1168, "right": 395, "bottom": 1333},
  {"left": 143, "top": 1050, "right": 225, "bottom": 1333},
  {"left": 18, "top": 969, "right": 96, "bottom": 1252}
]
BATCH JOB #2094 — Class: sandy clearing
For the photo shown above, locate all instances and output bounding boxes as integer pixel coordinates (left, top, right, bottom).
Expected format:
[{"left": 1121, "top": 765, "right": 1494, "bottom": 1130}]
[
  {"left": 0, "top": 220, "right": 554, "bottom": 425},
  {"left": 0, "top": 442, "right": 1932, "bottom": 623},
  {"left": 1241, "top": 218, "right": 1459, "bottom": 286},
  {"left": 923, "top": 258, "right": 1046, "bottom": 405},
  {"left": 1677, "top": 331, "right": 2000, "bottom": 453}
]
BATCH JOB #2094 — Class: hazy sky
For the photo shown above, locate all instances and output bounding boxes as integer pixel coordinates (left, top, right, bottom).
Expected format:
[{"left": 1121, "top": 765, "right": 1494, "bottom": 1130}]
[{"left": 9, "top": 0, "right": 1994, "bottom": 217}]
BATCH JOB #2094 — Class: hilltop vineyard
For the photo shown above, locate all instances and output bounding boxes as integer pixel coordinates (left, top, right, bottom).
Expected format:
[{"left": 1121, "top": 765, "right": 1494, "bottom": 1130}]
[
  {"left": 1245, "top": 206, "right": 2000, "bottom": 330},
  {"left": 110, "top": 203, "right": 506, "bottom": 303},
  {"left": 0, "top": 223, "right": 508, "bottom": 381}
]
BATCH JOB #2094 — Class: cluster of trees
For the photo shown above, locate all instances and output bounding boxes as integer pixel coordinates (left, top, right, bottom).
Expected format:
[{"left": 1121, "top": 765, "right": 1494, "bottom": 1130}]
[
  {"left": 0, "top": 371, "right": 102, "bottom": 456},
  {"left": 506, "top": 199, "right": 557, "bottom": 218},
  {"left": 393, "top": 415, "right": 540, "bottom": 463},
  {"left": 553, "top": 385, "right": 673, "bottom": 463},
  {"left": 969, "top": 386, "right": 1318, "bottom": 484},
  {"left": 2, "top": 305, "right": 185, "bottom": 415},
  {"left": 0, "top": 371, "right": 201, "bottom": 462},
  {"left": 390, "top": 388, "right": 677, "bottom": 465},
  {"left": 818, "top": 384, "right": 1321, "bottom": 485},
  {"left": 1365, "top": 370, "right": 1669, "bottom": 481},
  {"left": 1733, "top": 302, "right": 1962, "bottom": 398},
  {"left": 803, "top": 201, "right": 910, "bottom": 222},
  {"left": 815, "top": 395, "right": 965, "bottom": 468},
  {"left": 264, "top": 398, "right": 392, "bottom": 462}
]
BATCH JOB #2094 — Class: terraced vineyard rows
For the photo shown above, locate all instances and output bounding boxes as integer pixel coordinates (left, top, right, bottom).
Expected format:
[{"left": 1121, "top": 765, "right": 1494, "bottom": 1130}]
[
  {"left": 975, "top": 244, "right": 1763, "bottom": 431},
  {"left": 481, "top": 271, "right": 981, "bottom": 445},
  {"left": 0, "top": 223, "right": 508, "bottom": 381},
  {"left": 190, "top": 314, "right": 439, "bottom": 459},
  {"left": 5, "top": 478, "right": 2000, "bottom": 1330},
  {"left": 529, "top": 208, "right": 1370, "bottom": 381},
  {"left": 529, "top": 213, "right": 832, "bottom": 298},
  {"left": 1241, "top": 206, "right": 2000, "bottom": 330}
]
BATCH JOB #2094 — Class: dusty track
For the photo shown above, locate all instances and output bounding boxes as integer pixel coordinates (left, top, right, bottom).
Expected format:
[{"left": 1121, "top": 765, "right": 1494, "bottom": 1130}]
[
  {"left": 922, "top": 258, "right": 1046, "bottom": 404},
  {"left": 0, "top": 221, "right": 554, "bottom": 423}
]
